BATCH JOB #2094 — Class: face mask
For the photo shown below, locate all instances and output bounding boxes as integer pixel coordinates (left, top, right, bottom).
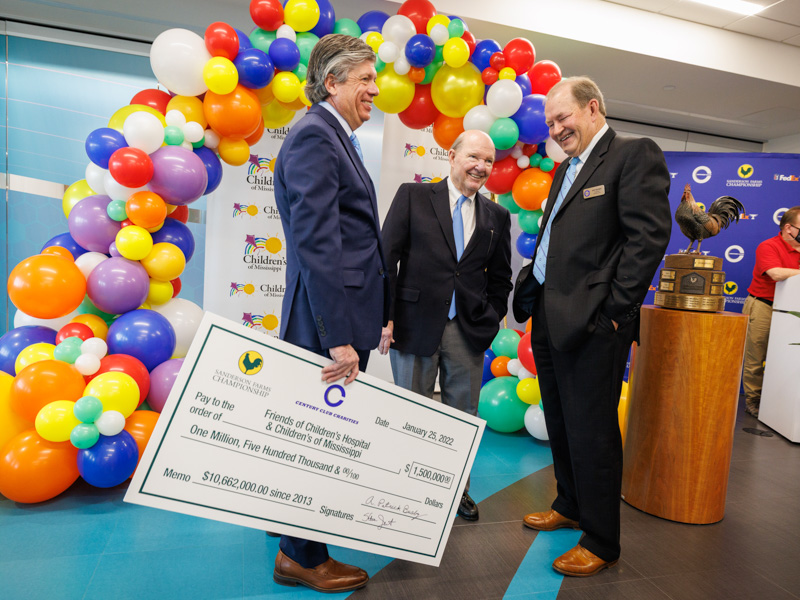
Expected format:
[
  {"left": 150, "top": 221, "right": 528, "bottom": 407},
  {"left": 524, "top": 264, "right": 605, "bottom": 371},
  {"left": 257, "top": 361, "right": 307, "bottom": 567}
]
[{"left": 790, "top": 225, "right": 800, "bottom": 243}]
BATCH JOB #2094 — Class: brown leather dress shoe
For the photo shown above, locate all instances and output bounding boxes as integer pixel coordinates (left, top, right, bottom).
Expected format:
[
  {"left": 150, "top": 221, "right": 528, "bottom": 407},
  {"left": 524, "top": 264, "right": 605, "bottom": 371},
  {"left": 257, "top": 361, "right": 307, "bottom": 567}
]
[
  {"left": 273, "top": 550, "right": 369, "bottom": 592},
  {"left": 552, "top": 545, "right": 618, "bottom": 577},
  {"left": 522, "top": 509, "right": 580, "bottom": 531}
]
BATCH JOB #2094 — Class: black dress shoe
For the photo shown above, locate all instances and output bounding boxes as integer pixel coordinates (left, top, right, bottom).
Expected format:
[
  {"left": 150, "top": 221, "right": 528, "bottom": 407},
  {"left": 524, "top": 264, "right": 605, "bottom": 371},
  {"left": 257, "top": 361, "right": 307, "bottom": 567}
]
[
  {"left": 266, "top": 531, "right": 281, "bottom": 537},
  {"left": 457, "top": 492, "right": 479, "bottom": 521}
]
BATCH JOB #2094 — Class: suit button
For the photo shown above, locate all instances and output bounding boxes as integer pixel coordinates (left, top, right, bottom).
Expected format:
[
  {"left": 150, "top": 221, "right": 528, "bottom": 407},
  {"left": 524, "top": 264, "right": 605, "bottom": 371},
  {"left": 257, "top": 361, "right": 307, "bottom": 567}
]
[
  {"left": 379, "top": 268, "right": 384, "bottom": 275},
  {"left": 445, "top": 299, "right": 450, "bottom": 305},
  {"left": 456, "top": 271, "right": 460, "bottom": 276}
]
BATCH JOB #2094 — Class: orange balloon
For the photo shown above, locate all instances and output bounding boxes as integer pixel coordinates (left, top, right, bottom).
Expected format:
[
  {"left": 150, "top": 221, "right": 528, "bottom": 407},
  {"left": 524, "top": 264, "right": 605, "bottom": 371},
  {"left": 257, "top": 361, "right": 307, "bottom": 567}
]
[
  {"left": 408, "top": 67, "right": 425, "bottom": 84},
  {"left": 432, "top": 114, "right": 464, "bottom": 150},
  {"left": 166, "top": 95, "right": 208, "bottom": 128},
  {"left": 204, "top": 84, "right": 262, "bottom": 140},
  {"left": 490, "top": 356, "right": 511, "bottom": 377},
  {"left": 7, "top": 254, "right": 86, "bottom": 319},
  {"left": 41, "top": 246, "right": 75, "bottom": 261},
  {"left": 511, "top": 168, "right": 553, "bottom": 211},
  {"left": 0, "top": 429, "right": 80, "bottom": 503},
  {"left": 525, "top": 317, "right": 532, "bottom": 333},
  {"left": 126, "top": 191, "right": 168, "bottom": 229},
  {"left": 70, "top": 314, "right": 109, "bottom": 340},
  {"left": 254, "top": 83, "right": 275, "bottom": 105},
  {"left": 244, "top": 118, "right": 265, "bottom": 146},
  {"left": 124, "top": 410, "right": 160, "bottom": 470},
  {"left": 9, "top": 360, "right": 87, "bottom": 423}
]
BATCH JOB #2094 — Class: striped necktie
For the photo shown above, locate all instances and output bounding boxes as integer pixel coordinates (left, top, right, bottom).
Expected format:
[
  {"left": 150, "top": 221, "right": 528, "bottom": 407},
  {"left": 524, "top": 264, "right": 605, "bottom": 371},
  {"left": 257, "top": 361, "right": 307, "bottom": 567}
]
[
  {"left": 349, "top": 133, "right": 364, "bottom": 163},
  {"left": 449, "top": 195, "right": 467, "bottom": 320}
]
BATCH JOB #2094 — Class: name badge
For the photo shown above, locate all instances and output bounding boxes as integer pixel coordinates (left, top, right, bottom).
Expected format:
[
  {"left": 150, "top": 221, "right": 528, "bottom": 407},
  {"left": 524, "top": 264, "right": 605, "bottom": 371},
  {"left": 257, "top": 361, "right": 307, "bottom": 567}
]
[{"left": 583, "top": 185, "right": 605, "bottom": 199}]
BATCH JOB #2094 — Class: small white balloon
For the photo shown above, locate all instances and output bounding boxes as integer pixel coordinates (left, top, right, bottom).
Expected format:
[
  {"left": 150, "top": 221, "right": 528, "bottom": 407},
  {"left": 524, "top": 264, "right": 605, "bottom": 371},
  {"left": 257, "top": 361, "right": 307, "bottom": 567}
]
[
  {"left": 204, "top": 129, "right": 220, "bottom": 150},
  {"left": 511, "top": 144, "right": 524, "bottom": 159},
  {"left": 95, "top": 410, "right": 126, "bottom": 436},
  {"left": 382, "top": 14, "right": 416, "bottom": 47},
  {"left": 14, "top": 308, "right": 79, "bottom": 330},
  {"left": 377, "top": 41, "right": 400, "bottom": 64},
  {"left": 276, "top": 24, "right": 297, "bottom": 41},
  {"left": 537, "top": 215, "right": 543, "bottom": 228},
  {"left": 85, "top": 162, "right": 107, "bottom": 194},
  {"left": 183, "top": 121, "right": 205, "bottom": 143},
  {"left": 393, "top": 55, "right": 411, "bottom": 76},
  {"left": 165, "top": 109, "right": 186, "bottom": 128},
  {"left": 104, "top": 171, "right": 148, "bottom": 202},
  {"left": 518, "top": 365, "right": 535, "bottom": 380},
  {"left": 181, "top": 141, "right": 194, "bottom": 151},
  {"left": 507, "top": 358, "right": 521, "bottom": 377},
  {"left": 430, "top": 23, "right": 449, "bottom": 46},
  {"left": 524, "top": 404, "right": 549, "bottom": 441},
  {"left": 517, "top": 155, "right": 530, "bottom": 169},
  {"left": 75, "top": 252, "right": 109, "bottom": 279},
  {"left": 540, "top": 197, "right": 548, "bottom": 213},
  {"left": 81, "top": 337, "right": 108, "bottom": 359},
  {"left": 545, "top": 136, "right": 569, "bottom": 163},
  {"left": 123, "top": 111, "right": 165, "bottom": 154},
  {"left": 74, "top": 353, "right": 102, "bottom": 376},
  {"left": 487, "top": 79, "right": 524, "bottom": 118},
  {"left": 463, "top": 105, "right": 495, "bottom": 134}
]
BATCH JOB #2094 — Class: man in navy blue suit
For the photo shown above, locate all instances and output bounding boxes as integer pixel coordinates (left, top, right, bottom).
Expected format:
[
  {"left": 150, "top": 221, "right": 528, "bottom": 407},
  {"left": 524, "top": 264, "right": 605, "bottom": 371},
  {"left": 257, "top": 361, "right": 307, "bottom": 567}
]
[{"left": 272, "top": 34, "right": 389, "bottom": 593}]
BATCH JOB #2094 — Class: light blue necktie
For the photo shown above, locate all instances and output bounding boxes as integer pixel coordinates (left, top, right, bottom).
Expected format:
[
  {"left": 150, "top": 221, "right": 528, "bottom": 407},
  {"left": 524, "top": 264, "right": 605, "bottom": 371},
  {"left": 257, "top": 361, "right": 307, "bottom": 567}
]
[
  {"left": 449, "top": 195, "right": 467, "bottom": 320},
  {"left": 533, "top": 158, "right": 580, "bottom": 284},
  {"left": 349, "top": 133, "right": 364, "bottom": 163}
]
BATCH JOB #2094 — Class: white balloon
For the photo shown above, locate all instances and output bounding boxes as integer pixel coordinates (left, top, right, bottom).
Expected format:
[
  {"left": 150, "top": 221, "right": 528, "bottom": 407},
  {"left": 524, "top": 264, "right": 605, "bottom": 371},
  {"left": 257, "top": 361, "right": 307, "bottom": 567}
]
[
  {"left": 511, "top": 144, "right": 524, "bottom": 159},
  {"left": 377, "top": 41, "right": 400, "bottom": 64},
  {"left": 540, "top": 197, "right": 548, "bottom": 213},
  {"left": 382, "top": 15, "right": 416, "bottom": 47},
  {"left": 104, "top": 171, "right": 148, "bottom": 202},
  {"left": 393, "top": 55, "right": 411, "bottom": 76},
  {"left": 123, "top": 111, "right": 165, "bottom": 154},
  {"left": 507, "top": 358, "right": 521, "bottom": 377},
  {"left": 430, "top": 24, "right": 449, "bottom": 46},
  {"left": 14, "top": 308, "right": 79, "bottom": 330},
  {"left": 204, "top": 129, "right": 220, "bottom": 150},
  {"left": 75, "top": 252, "right": 108, "bottom": 279},
  {"left": 463, "top": 105, "right": 496, "bottom": 134},
  {"left": 537, "top": 215, "right": 543, "bottom": 228},
  {"left": 95, "top": 410, "right": 126, "bottom": 436},
  {"left": 85, "top": 162, "right": 107, "bottom": 194},
  {"left": 545, "top": 136, "right": 569, "bottom": 163},
  {"left": 152, "top": 299, "right": 205, "bottom": 358},
  {"left": 184, "top": 121, "right": 205, "bottom": 143},
  {"left": 74, "top": 352, "right": 101, "bottom": 376},
  {"left": 518, "top": 365, "right": 535, "bottom": 380},
  {"left": 150, "top": 28, "right": 211, "bottom": 96},
  {"left": 487, "top": 79, "right": 524, "bottom": 118},
  {"left": 165, "top": 109, "right": 186, "bottom": 128},
  {"left": 276, "top": 24, "right": 297, "bottom": 41},
  {"left": 517, "top": 155, "right": 530, "bottom": 169},
  {"left": 524, "top": 404, "right": 548, "bottom": 440},
  {"left": 81, "top": 337, "right": 108, "bottom": 359}
]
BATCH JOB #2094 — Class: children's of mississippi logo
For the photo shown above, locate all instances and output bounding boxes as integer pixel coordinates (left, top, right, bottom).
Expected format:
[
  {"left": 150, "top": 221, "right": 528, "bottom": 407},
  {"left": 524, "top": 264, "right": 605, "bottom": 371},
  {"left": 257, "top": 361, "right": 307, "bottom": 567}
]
[
  {"left": 230, "top": 282, "right": 256, "bottom": 296},
  {"left": 248, "top": 154, "right": 276, "bottom": 174},
  {"left": 242, "top": 312, "right": 280, "bottom": 332},
  {"left": 244, "top": 234, "right": 283, "bottom": 254},
  {"left": 233, "top": 203, "right": 260, "bottom": 217},
  {"left": 413, "top": 173, "right": 444, "bottom": 183},
  {"left": 403, "top": 143, "right": 426, "bottom": 157},
  {"left": 238, "top": 351, "right": 264, "bottom": 375},
  {"left": 243, "top": 234, "right": 286, "bottom": 271}
]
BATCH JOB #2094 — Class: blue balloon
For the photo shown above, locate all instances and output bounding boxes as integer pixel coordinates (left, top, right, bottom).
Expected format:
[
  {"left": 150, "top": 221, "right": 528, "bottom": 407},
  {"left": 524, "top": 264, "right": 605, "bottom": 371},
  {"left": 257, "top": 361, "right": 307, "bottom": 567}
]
[
  {"left": 107, "top": 309, "right": 176, "bottom": 372},
  {"left": 234, "top": 28, "right": 253, "bottom": 52},
  {"left": 41, "top": 231, "right": 89, "bottom": 259},
  {"left": 471, "top": 39, "right": 502, "bottom": 73},
  {"left": 234, "top": 48, "right": 274, "bottom": 89},
  {"left": 85, "top": 128, "right": 126, "bottom": 169},
  {"left": 516, "top": 73, "right": 532, "bottom": 96},
  {"left": 512, "top": 94, "right": 550, "bottom": 145},
  {"left": 0, "top": 326, "right": 57, "bottom": 375},
  {"left": 357, "top": 10, "right": 390, "bottom": 33},
  {"left": 405, "top": 34, "right": 436, "bottom": 68},
  {"left": 516, "top": 232, "right": 538, "bottom": 259},
  {"left": 194, "top": 146, "right": 223, "bottom": 195},
  {"left": 268, "top": 38, "right": 301, "bottom": 72},
  {"left": 77, "top": 431, "right": 139, "bottom": 488},
  {"left": 311, "top": 0, "right": 336, "bottom": 37},
  {"left": 152, "top": 219, "right": 196, "bottom": 262},
  {"left": 482, "top": 348, "right": 497, "bottom": 386}
]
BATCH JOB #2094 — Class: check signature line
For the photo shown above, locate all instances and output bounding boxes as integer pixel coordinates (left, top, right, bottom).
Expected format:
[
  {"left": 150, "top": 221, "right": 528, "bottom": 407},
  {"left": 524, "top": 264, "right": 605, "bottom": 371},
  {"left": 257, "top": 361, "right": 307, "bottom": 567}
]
[
  {"left": 182, "top": 435, "right": 422, "bottom": 504},
  {"left": 355, "top": 520, "right": 432, "bottom": 539},
  {"left": 224, "top": 420, "right": 401, "bottom": 475},
  {"left": 194, "top": 481, "right": 314, "bottom": 512},
  {"left": 360, "top": 503, "right": 435, "bottom": 524},
  {"left": 388, "top": 427, "right": 457, "bottom": 452}
]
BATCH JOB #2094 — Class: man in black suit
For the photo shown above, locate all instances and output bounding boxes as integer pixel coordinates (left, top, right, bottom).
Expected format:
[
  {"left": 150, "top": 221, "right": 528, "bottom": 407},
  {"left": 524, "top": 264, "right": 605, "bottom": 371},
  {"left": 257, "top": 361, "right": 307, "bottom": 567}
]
[
  {"left": 381, "top": 129, "right": 513, "bottom": 521},
  {"left": 513, "top": 77, "right": 671, "bottom": 576}
]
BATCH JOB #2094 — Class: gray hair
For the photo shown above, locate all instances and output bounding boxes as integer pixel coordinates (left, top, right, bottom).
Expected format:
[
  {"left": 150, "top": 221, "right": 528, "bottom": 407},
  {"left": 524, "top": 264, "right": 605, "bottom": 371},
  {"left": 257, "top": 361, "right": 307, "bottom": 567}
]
[
  {"left": 547, "top": 76, "right": 607, "bottom": 116},
  {"left": 305, "top": 34, "right": 376, "bottom": 105}
]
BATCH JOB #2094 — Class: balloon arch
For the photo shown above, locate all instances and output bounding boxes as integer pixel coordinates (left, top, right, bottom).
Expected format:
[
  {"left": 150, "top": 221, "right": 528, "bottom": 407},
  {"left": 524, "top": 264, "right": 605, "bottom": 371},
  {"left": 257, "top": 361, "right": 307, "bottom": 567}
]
[{"left": 1, "top": 0, "right": 569, "bottom": 503}]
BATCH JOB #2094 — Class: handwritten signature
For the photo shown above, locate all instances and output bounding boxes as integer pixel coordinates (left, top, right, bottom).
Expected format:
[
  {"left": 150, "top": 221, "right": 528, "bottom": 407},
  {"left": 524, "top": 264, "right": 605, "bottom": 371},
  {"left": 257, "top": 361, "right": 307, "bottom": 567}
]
[
  {"left": 364, "top": 496, "right": 426, "bottom": 520},
  {"left": 363, "top": 512, "right": 396, "bottom": 530}
]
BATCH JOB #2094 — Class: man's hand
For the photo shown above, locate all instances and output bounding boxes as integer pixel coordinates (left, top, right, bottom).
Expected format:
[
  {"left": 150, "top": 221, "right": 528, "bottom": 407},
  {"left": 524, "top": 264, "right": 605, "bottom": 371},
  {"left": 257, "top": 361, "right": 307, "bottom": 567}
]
[
  {"left": 612, "top": 319, "right": 619, "bottom": 331},
  {"left": 322, "top": 344, "right": 360, "bottom": 385},
  {"left": 378, "top": 321, "right": 395, "bottom": 355}
]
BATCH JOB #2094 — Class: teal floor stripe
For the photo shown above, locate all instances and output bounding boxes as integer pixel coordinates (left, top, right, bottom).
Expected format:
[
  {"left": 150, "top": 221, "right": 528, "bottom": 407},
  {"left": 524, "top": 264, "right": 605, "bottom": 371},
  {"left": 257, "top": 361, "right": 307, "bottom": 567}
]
[{"left": 503, "top": 529, "right": 582, "bottom": 599}]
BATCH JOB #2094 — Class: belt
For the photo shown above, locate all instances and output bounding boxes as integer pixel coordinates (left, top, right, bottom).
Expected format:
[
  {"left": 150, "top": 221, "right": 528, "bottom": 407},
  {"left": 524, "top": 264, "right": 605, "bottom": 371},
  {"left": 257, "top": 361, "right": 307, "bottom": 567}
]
[{"left": 750, "top": 294, "right": 773, "bottom": 307}]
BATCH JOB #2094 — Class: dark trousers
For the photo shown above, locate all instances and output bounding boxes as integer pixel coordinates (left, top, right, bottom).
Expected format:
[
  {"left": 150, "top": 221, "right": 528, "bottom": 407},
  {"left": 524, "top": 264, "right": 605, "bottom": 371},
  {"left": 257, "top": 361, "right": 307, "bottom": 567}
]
[
  {"left": 279, "top": 347, "right": 370, "bottom": 568},
  {"left": 531, "top": 293, "right": 633, "bottom": 562}
]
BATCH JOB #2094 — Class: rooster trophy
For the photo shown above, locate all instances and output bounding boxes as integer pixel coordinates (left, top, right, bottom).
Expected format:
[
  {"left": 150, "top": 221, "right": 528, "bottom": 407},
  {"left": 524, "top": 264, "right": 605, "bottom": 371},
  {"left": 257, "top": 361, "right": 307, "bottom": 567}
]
[{"left": 675, "top": 184, "right": 744, "bottom": 254}]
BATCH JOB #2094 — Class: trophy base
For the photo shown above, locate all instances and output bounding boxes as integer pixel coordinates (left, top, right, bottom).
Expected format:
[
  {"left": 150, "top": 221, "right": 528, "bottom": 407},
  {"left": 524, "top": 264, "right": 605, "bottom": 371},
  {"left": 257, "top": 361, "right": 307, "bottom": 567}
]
[{"left": 652, "top": 254, "right": 726, "bottom": 313}]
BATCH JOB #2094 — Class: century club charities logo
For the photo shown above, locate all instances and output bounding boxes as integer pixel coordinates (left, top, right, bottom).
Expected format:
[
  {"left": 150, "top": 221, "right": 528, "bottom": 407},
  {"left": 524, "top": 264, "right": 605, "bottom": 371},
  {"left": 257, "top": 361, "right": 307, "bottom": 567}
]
[
  {"left": 727, "top": 164, "right": 762, "bottom": 189},
  {"left": 774, "top": 173, "right": 800, "bottom": 182},
  {"left": 230, "top": 282, "right": 256, "bottom": 296},
  {"left": 232, "top": 202, "right": 260, "bottom": 218},
  {"left": 246, "top": 154, "right": 276, "bottom": 191},
  {"left": 243, "top": 233, "right": 286, "bottom": 272},
  {"left": 725, "top": 245, "right": 745, "bottom": 263},
  {"left": 692, "top": 166, "right": 712, "bottom": 184},
  {"left": 242, "top": 312, "right": 280, "bottom": 334},
  {"left": 413, "top": 173, "right": 445, "bottom": 184},
  {"left": 238, "top": 351, "right": 264, "bottom": 375}
]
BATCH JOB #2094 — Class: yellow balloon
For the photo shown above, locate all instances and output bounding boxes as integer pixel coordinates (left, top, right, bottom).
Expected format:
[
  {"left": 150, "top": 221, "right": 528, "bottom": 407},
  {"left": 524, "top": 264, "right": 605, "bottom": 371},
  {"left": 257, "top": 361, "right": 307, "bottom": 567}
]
[
  {"left": 35, "top": 400, "right": 81, "bottom": 442},
  {"left": 218, "top": 137, "right": 252, "bottom": 166},
  {"left": 203, "top": 57, "right": 239, "bottom": 95},
  {"left": 278, "top": 96, "right": 308, "bottom": 112},
  {"left": 166, "top": 95, "right": 208, "bottom": 128},
  {"left": 141, "top": 242, "right": 186, "bottom": 282},
  {"left": 262, "top": 100, "right": 296, "bottom": 129},
  {"left": 108, "top": 104, "right": 167, "bottom": 132},
  {"left": 426, "top": 14, "right": 450, "bottom": 35},
  {"left": 71, "top": 314, "right": 108, "bottom": 340},
  {"left": 148, "top": 279, "right": 174, "bottom": 305},
  {"left": 0, "top": 371, "right": 29, "bottom": 449},
  {"left": 299, "top": 87, "right": 312, "bottom": 107},
  {"left": 498, "top": 67, "right": 517, "bottom": 80},
  {"left": 365, "top": 32, "right": 384, "bottom": 52},
  {"left": 431, "top": 63, "right": 485, "bottom": 118},
  {"left": 516, "top": 377, "right": 541, "bottom": 405},
  {"left": 443, "top": 37, "right": 470, "bottom": 68},
  {"left": 146, "top": 221, "right": 165, "bottom": 233},
  {"left": 84, "top": 372, "right": 139, "bottom": 418},
  {"left": 272, "top": 71, "right": 301, "bottom": 103},
  {"left": 115, "top": 225, "right": 154, "bottom": 261},
  {"left": 619, "top": 381, "right": 630, "bottom": 442},
  {"left": 15, "top": 343, "right": 56, "bottom": 374},
  {"left": 63, "top": 179, "right": 95, "bottom": 218},
  {"left": 284, "top": 0, "right": 321, "bottom": 32},
  {"left": 374, "top": 64, "right": 415, "bottom": 114}
]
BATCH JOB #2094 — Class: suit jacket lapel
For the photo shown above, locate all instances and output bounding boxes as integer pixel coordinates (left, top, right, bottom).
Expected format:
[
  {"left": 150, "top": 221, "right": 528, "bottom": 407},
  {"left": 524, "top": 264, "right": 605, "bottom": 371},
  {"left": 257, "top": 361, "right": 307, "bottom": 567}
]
[
  {"left": 431, "top": 178, "right": 458, "bottom": 260},
  {"left": 555, "top": 128, "right": 615, "bottom": 215}
]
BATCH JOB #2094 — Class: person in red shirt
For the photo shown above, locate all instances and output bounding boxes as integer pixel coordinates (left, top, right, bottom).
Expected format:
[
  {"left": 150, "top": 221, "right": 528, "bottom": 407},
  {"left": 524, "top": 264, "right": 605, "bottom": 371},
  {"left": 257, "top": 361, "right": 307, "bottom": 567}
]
[{"left": 742, "top": 206, "right": 800, "bottom": 417}]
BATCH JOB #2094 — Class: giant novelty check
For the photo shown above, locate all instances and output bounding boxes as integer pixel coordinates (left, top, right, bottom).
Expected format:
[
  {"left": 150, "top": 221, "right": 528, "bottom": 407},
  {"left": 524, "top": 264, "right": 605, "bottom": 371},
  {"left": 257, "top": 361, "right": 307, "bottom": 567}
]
[{"left": 125, "top": 312, "right": 485, "bottom": 566}]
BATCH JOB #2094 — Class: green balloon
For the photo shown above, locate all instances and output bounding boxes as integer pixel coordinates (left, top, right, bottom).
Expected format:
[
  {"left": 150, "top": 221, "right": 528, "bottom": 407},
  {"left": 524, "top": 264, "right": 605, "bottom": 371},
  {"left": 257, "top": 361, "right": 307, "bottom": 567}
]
[
  {"left": 529, "top": 153, "right": 542, "bottom": 168},
  {"left": 498, "top": 192, "right": 520, "bottom": 214},
  {"left": 249, "top": 28, "right": 276, "bottom": 53},
  {"left": 489, "top": 118, "right": 520, "bottom": 151},
  {"left": 74, "top": 395, "right": 103, "bottom": 423},
  {"left": 137, "top": 402, "right": 153, "bottom": 411},
  {"left": 334, "top": 18, "right": 361, "bottom": 37},
  {"left": 478, "top": 376, "right": 528, "bottom": 433},
  {"left": 296, "top": 32, "right": 319, "bottom": 66},
  {"left": 70, "top": 423, "right": 100, "bottom": 449},
  {"left": 448, "top": 19, "right": 466, "bottom": 38},
  {"left": 435, "top": 45, "right": 444, "bottom": 62},
  {"left": 375, "top": 57, "right": 386, "bottom": 73},
  {"left": 54, "top": 338, "right": 83, "bottom": 364},
  {"left": 491, "top": 328, "right": 520, "bottom": 359},
  {"left": 164, "top": 125, "right": 184, "bottom": 146},
  {"left": 192, "top": 138, "right": 205, "bottom": 149},
  {"left": 539, "top": 157, "right": 555, "bottom": 172},
  {"left": 422, "top": 60, "right": 443, "bottom": 85},
  {"left": 106, "top": 199, "right": 127, "bottom": 222},
  {"left": 519, "top": 209, "right": 544, "bottom": 234},
  {"left": 78, "top": 295, "right": 116, "bottom": 322},
  {"left": 292, "top": 63, "right": 307, "bottom": 82}
]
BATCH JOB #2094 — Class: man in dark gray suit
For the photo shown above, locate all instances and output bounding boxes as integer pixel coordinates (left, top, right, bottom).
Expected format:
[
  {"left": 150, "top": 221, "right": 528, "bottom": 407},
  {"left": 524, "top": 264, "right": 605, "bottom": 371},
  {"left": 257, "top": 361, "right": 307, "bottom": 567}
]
[
  {"left": 513, "top": 76, "right": 671, "bottom": 576},
  {"left": 381, "top": 129, "right": 513, "bottom": 521}
]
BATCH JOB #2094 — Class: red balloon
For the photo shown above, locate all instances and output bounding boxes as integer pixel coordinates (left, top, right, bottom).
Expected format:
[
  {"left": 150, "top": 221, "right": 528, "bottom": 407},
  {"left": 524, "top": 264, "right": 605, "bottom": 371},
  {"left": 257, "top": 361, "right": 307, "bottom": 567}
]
[
  {"left": 167, "top": 205, "right": 189, "bottom": 223},
  {"left": 489, "top": 52, "right": 506, "bottom": 71},
  {"left": 56, "top": 322, "right": 94, "bottom": 344},
  {"left": 250, "top": 0, "right": 284, "bottom": 31},
  {"left": 485, "top": 155, "right": 523, "bottom": 195},
  {"left": 503, "top": 38, "right": 536, "bottom": 75},
  {"left": 89, "top": 354, "right": 151, "bottom": 406},
  {"left": 130, "top": 89, "right": 172, "bottom": 115},
  {"left": 528, "top": 60, "right": 562, "bottom": 96},
  {"left": 462, "top": 31, "right": 476, "bottom": 57},
  {"left": 398, "top": 0, "right": 437, "bottom": 34},
  {"left": 481, "top": 67, "right": 499, "bottom": 86},
  {"left": 171, "top": 277, "right": 182, "bottom": 297},
  {"left": 518, "top": 332, "right": 537, "bottom": 375},
  {"left": 108, "top": 147, "right": 154, "bottom": 188},
  {"left": 398, "top": 84, "right": 440, "bottom": 130},
  {"left": 205, "top": 22, "right": 239, "bottom": 60},
  {"left": 522, "top": 144, "right": 538, "bottom": 156}
]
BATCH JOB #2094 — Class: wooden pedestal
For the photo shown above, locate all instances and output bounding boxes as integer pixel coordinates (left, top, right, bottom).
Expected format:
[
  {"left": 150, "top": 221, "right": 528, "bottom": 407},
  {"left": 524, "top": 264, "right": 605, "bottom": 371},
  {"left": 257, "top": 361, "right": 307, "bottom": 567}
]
[{"left": 621, "top": 306, "right": 747, "bottom": 524}]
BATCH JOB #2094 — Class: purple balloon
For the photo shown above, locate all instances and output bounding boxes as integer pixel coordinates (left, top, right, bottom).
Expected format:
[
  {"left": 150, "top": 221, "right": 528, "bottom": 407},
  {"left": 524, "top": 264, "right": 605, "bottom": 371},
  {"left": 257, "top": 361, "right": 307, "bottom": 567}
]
[
  {"left": 86, "top": 257, "right": 150, "bottom": 315},
  {"left": 68, "top": 195, "right": 122, "bottom": 253},
  {"left": 108, "top": 241, "right": 122, "bottom": 257},
  {"left": 147, "top": 358, "right": 184, "bottom": 412},
  {"left": 148, "top": 146, "right": 209, "bottom": 206},
  {"left": 0, "top": 326, "right": 57, "bottom": 375}
]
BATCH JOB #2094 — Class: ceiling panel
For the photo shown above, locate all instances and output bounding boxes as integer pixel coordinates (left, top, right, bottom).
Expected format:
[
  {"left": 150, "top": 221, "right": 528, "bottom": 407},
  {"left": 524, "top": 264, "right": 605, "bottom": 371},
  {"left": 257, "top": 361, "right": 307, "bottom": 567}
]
[{"left": 725, "top": 14, "right": 800, "bottom": 40}]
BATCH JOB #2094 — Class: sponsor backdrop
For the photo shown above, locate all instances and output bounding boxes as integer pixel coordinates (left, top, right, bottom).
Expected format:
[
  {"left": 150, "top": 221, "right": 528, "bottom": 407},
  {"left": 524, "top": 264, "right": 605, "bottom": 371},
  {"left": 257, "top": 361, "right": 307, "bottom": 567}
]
[{"left": 657, "top": 152, "right": 800, "bottom": 312}]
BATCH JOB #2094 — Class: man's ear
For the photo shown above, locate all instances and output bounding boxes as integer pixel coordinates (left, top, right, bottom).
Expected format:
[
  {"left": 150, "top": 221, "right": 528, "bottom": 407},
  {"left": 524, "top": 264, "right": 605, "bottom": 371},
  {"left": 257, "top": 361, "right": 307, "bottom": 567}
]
[{"left": 324, "top": 73, "right": 337, "bottom": 97}]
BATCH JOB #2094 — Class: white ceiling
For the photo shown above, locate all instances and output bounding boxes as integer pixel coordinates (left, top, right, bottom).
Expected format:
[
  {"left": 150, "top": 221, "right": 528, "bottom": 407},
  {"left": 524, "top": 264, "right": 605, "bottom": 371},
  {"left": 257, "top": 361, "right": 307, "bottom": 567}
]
[{"left": 3, "top": 0, "right": 800, "bottom": 144}]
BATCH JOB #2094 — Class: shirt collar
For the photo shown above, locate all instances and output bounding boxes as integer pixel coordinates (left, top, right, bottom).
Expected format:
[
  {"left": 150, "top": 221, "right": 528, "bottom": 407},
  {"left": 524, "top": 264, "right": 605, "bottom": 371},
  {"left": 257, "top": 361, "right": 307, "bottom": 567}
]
[
  {"left": 319, "top": 100, "right": 353, "bottom": 138},
  {"left": 447, "top": 177, "right": 475, "bottom": 205},
  {"left": 576, "top": 122, "right": 609, "bottom": 165}
]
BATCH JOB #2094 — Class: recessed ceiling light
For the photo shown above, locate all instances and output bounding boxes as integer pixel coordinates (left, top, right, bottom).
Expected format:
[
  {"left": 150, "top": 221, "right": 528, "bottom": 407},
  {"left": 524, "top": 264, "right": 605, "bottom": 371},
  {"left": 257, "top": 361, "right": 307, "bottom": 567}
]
[
  {"left": 663, "top": 85, "right": 677, "bottom": 91},
  {"left": 685, "top": 0, "right": 766, "bottom": 16}
]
